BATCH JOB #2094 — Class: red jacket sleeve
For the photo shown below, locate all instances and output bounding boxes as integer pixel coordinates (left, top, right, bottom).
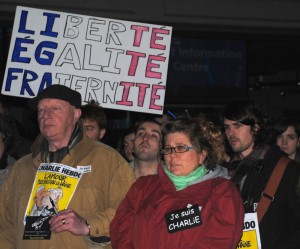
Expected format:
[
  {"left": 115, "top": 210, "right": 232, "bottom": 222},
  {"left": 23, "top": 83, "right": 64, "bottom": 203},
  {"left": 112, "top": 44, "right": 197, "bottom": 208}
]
[
  {"left": 196, "top": 180, "right": 245, "bottom": 249},
  {"left": 110, "top": 179, "right": 139, "bottom": 249}
]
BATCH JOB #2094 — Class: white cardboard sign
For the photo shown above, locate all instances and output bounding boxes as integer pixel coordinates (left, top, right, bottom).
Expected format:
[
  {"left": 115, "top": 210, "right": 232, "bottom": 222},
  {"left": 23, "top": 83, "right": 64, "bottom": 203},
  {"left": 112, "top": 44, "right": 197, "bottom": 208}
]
[{"left": 2, "top": 6, "right": 172, "bottom": 114}]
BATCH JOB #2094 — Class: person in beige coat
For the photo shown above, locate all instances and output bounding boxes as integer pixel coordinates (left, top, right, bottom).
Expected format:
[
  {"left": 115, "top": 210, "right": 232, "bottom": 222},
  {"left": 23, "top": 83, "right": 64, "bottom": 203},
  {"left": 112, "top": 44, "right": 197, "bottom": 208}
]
[{"left": 0, "top": 85, "right": 135, "bottom": 249}]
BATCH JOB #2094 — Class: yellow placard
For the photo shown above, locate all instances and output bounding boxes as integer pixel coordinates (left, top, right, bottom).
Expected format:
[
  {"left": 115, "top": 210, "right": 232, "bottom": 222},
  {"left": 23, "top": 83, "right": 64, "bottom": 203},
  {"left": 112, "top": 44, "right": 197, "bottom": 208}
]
[{"left": 237, "top": 230, "right": 259, "bottom": 249}]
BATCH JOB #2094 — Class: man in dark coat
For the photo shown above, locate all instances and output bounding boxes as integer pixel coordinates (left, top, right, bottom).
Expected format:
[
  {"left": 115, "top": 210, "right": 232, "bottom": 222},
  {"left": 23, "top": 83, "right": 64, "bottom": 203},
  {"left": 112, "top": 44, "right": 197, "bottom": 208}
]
[{"left": 222, "top": 99, "right": 300, "bottom": 249}]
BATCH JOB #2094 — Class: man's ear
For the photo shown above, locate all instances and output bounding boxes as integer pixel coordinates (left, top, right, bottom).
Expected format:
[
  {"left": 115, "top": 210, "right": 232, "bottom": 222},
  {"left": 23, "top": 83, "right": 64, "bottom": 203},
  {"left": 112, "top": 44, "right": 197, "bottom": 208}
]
[
  {"left": 74, "top": 108, "right": 82, "bottom": 123},
  {"left": 99, "top": 128, "right": 106, "bottom": 140}
]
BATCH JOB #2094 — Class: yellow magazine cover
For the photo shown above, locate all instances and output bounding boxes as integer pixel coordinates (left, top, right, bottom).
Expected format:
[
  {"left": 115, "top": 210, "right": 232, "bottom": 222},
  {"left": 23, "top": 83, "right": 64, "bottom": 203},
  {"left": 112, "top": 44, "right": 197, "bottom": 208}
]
[{"left": 23, "top": 163, "right": 83, "bottom": 240}]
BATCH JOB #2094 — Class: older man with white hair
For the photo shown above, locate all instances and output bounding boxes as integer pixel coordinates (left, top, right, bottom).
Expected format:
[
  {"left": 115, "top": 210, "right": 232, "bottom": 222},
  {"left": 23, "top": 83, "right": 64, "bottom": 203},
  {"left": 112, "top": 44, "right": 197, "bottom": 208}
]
[{"left": 0, "top": 84, "right": 135, "bottom": 249}]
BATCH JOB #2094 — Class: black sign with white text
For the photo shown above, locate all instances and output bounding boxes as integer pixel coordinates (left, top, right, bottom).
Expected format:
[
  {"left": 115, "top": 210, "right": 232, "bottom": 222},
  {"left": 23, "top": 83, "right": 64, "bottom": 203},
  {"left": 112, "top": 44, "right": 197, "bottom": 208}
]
[{"left": 165, "top": 204, "right": 202, "bottom": 233}]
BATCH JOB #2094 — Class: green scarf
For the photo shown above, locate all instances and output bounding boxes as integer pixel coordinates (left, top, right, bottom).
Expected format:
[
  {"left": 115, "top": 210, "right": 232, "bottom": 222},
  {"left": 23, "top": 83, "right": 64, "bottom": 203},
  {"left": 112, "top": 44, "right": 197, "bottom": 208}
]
[{"left": 163, "top": 164, "right": 208, "bottom": 191}]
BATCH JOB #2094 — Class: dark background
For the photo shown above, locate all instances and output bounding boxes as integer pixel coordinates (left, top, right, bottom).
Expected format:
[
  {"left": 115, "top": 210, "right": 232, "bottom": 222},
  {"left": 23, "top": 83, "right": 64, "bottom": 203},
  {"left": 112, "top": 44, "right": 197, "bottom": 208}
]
[{"left": 1, "top": 13, "right": 300, "bottom": 147}]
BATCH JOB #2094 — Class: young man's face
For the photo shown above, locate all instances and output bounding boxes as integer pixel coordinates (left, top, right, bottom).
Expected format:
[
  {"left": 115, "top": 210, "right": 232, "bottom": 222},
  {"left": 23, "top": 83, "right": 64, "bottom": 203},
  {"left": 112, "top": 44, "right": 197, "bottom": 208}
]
[
  {"left": 223, "top": 119, "right": 255, "bottom": 158},
  {"left": 82, "top": 119, "right": 105, "bottom": 142},
  {"left": 133, "top": 121, "right": 161, "bottom": 162}
]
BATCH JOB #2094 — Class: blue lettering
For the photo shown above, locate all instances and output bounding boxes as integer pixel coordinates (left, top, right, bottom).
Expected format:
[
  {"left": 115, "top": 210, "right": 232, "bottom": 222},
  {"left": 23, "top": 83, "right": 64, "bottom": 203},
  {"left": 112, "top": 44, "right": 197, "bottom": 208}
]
[
  {"left": 35, "top": 41, "right": 58, "bottom": 65},
  {"left": 12, "top": 38, "right": 34, "bottom": 63},
  {"left": 21, "top": 70, "right": 37, "bottom": 96},
  {"left": 39, "top": 73, "right": 52, "bottom": 92},
  {"left": 5, "top": 68, "right": 23, "bottom": 91},
  {"left": 40, "top": 12, "right": 60, "bottom": 37},
  {"left": 18, "top": 10, "right": 35, "bottom": 35}
]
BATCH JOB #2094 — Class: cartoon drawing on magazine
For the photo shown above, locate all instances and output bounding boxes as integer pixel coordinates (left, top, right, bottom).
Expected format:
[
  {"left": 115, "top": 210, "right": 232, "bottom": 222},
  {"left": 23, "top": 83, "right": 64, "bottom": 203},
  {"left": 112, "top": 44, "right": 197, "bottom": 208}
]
[
  {"left": 23, "top": 163, "right": 82, "bottom": 239},
  {"left": 30, "top": 186, "right": 63, "bottom": 217}
]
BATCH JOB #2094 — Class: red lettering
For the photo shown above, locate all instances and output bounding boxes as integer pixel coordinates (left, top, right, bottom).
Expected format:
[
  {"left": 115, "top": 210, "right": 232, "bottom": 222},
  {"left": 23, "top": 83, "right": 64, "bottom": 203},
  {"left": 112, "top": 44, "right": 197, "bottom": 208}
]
[
  {"left": 131, "top": 25, "right": 150, "bottom": 47},
  {"left": 126, "top": 51, "right": 146, "bottom": 76},
  {"left": 146, "top": 55, "right": 166, "bottom": 79},
  {"left": 150, "top": 28, "right": 170, "bottom": 50},
  {"left": 116, "top": 81, "right": 134, "bottom": 106},
  {"left": 136, "top": 83, "right": 150, "bottom": 106},
  {"left": 149, "top": 84, "right": 165, "bottom": 110}
]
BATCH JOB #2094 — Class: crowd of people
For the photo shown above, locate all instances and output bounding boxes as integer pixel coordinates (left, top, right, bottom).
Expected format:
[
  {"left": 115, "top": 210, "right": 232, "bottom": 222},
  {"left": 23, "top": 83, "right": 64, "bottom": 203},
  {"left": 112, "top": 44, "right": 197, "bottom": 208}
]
[{"left": 0, "top": 85, "right": 299, "bottom": 249}]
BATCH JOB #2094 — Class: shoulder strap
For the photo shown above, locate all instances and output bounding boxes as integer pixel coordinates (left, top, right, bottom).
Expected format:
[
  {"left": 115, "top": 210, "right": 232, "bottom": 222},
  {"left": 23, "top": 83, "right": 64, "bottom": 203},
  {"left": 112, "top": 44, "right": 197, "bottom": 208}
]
[{"left": 256, "top": 156, "right": 290, "bottom": 223}]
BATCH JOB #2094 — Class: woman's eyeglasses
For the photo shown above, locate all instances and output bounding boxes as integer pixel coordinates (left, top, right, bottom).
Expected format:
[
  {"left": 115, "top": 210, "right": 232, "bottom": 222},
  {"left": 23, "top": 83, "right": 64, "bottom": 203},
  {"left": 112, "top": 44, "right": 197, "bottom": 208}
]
[{"left": 161, "top": 145, "right": 194, "bottom": 155}]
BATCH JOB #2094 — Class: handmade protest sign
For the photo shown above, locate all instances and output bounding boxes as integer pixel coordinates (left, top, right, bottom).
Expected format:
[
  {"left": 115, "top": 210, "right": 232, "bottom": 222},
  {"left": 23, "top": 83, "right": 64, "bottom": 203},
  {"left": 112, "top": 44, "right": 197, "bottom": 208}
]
[{"left": 2, "top": 6, "right": 172, "bottom": 114}]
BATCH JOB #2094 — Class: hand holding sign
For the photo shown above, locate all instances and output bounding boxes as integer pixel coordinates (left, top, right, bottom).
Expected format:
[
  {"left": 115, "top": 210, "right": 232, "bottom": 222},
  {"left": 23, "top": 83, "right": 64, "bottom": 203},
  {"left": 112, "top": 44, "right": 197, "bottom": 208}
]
[{"left": 49, "top": 208, "right": 90, "bottom": 236}]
